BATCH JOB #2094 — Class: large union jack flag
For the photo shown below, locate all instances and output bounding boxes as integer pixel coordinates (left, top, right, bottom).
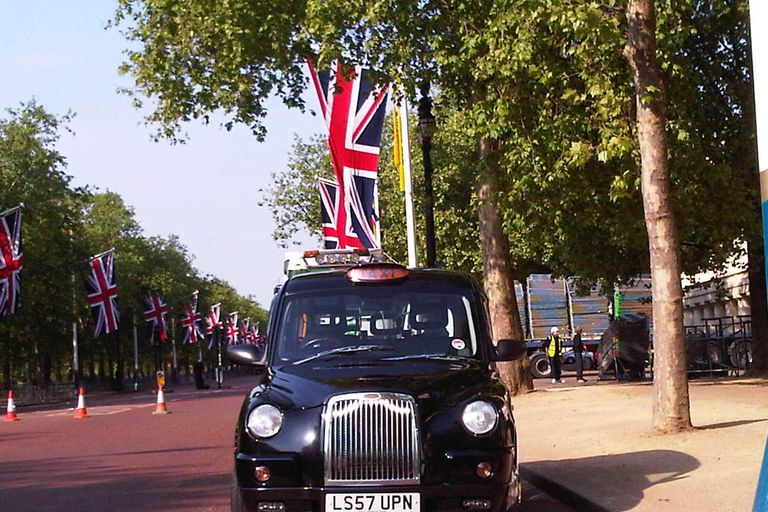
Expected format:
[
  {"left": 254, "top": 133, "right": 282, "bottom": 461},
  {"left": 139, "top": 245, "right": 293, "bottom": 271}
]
[
  {"left": 0, "top": 205, "right": 23, "bottom": 320},
  {"left": 309, "top": 61, "right": 388, "bottom": 249},
  {"left": 143, "top": 291, "right": 168, "bottom": 343},
  {"left": 84, "top": 250, "right": 119, "bottom": 336},
  {"left": 181, "top": 291, "right": 204, "bottom": 344}
]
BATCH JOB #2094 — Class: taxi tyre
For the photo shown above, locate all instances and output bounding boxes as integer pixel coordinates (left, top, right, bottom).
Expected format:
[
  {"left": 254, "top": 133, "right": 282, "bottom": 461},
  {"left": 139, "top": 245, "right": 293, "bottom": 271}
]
[
  {"left": 231, "top": 471, "right": 245, "bottom": 512},
  {"left": 530, "top": 352, "right": 551, "bottom": 379}
]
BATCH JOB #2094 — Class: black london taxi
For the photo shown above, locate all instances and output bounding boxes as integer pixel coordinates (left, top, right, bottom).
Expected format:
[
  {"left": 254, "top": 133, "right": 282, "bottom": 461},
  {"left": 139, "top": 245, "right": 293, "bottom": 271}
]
[{"left": 227, "top": 256, "right": 527, "bottom": 512}]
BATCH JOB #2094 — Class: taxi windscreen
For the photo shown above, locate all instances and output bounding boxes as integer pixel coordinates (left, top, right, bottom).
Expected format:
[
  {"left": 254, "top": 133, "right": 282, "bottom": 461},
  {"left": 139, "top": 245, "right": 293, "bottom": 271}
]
[{"left": 275, "top": 288, "right": 479, "bottom": 363}]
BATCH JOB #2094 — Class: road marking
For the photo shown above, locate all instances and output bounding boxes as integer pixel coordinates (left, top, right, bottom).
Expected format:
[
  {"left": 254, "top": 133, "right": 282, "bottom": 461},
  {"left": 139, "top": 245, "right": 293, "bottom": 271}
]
[{"left": 45, "top": 403, "right": 155, "bottom": 417}]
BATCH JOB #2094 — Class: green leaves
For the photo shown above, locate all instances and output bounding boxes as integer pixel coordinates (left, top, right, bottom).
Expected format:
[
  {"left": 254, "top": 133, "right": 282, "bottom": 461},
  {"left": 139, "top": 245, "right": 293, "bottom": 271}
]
[{"left": 0, "top": 102, "right": 266, "bottom": 387}]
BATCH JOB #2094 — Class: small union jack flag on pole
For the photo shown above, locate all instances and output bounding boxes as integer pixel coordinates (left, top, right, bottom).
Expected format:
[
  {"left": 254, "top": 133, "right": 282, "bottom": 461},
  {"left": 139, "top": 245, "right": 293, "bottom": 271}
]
[
  {"left": 181, "top": 291, "right": 204, "bottom": 344},
  {"left": 241, "top": 317, "right": 251, "bottom": 343},
  {"left": 84, "top": 249, "right": 119, "bottom": 336},
  {"left": 206, "top": 303, "right": 222, "bottom": 349},
  {"left": 0, "top": 204, "right": 23, "bottom": 320},
  {"left": 227, "top": 311, "right": 240, "bottom": 346},
  {"left": 309, "top": 61, "right": 388, "bottom": 249},
  {"left": 143, "top": 291, "right": 168, "bottom": 343}
]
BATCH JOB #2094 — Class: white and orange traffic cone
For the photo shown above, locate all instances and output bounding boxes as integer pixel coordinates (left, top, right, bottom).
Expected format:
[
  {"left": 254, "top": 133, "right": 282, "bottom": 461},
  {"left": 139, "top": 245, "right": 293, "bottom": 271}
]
[
  {"left": 73, "top": 387, "right": 90, "bottom": 419},
  {"left": 4, "top": 390, "right": 20, "bottom": 422},
  {"left": 153, "top": 385, "right": 169, "bottom": 414}
]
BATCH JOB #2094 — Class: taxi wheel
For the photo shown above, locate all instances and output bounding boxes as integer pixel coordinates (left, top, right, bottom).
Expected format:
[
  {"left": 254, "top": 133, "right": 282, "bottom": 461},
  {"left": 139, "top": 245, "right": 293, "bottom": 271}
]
[{"left": 231, "top": 471, "right": 246, "bottom": 512}]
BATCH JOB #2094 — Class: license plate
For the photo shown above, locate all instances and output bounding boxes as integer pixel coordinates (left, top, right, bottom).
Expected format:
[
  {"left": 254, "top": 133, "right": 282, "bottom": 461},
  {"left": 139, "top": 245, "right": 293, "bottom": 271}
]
[{"left": 325, "top": 493, "right": 420, "bottom": 512}]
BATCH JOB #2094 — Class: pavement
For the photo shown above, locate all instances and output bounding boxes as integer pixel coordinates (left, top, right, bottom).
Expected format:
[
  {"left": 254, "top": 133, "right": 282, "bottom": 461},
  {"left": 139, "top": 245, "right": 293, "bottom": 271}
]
[{"left": 513, "top": 372, "right": 768, "bottom": 512}]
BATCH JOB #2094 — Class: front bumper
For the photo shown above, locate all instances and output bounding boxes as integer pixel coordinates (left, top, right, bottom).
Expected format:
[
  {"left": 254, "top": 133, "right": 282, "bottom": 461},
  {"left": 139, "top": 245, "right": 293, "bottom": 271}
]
[
  {"left": 237, "top": 482, "right": 518, "bottom": 512},
  {"left": 234, "top": 451, "right": 520, "bottom": 512}
]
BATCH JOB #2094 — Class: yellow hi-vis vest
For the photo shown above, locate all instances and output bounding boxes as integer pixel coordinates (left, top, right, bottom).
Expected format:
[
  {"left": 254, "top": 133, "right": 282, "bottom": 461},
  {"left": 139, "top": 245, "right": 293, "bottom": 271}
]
[{"left": 546, "top": 335, "right": 561, "bottom": 357}]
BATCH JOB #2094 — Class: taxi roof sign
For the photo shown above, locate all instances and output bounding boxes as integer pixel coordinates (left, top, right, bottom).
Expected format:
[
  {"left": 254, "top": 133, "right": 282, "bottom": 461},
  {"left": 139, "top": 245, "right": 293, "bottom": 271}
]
[
  {"left": 346, "top": 264, "right": 409, "bottom": 283},
  {"left": 284, "top": 248, "right": 386, "bottom": 278}
]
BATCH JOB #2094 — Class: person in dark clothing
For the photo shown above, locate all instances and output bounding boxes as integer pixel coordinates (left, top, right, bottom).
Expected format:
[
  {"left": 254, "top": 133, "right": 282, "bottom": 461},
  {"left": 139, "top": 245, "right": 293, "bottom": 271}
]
[
  {"left": 544, "top": 326, "right": 564, "bottom": 383},
  {"left": 573, "top": 325, "right": 587, "bottom": 383},
  {"left": 194, "top": 360, "right": 210, "bottom": 390}
]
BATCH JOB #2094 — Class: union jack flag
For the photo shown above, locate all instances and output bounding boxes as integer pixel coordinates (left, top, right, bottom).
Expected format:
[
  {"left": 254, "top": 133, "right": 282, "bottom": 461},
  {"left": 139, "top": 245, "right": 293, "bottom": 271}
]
[
  {"left": 241, "top": 317, "right": 251, "bottom": 343},
  {"left": 84, "top": 250, "right": 119, "bottom": 336},
  {"left": 181, "top": 291, "right": 204, "bottom": 344},
  {"left": 227, "top": 311, "right": 240, "bottom": 346},
  {"left": 0, "top": 205, "right": 23, "bottom": 320},
  {"left": 318, "top": 178, "right": 340, "bottom": 248},
  {"left": 206, "top": 303, "right": 222, "bottom": 349},
  {"left": 143, "top": 291, "right": 168, "bottom": 343},
  {"left": 309, "top": 61, "right": 387, "bottom": 249}
]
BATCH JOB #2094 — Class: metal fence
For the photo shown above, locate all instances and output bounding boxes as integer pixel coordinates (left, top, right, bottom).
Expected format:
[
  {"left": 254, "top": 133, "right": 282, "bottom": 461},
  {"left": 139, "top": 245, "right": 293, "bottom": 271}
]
[{"left": 685, "top": 316, "right": 752, "bottom": 377}]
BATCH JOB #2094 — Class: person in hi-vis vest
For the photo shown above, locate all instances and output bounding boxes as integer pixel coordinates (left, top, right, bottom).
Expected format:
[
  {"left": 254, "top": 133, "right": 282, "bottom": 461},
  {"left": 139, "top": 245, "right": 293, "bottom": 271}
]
[{"left": 544, "top": 326, "right": 565, "bottom": 383}]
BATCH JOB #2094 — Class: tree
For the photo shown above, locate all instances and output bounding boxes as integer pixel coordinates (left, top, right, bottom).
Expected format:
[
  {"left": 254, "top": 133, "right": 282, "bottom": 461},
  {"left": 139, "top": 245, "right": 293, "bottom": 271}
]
[
  {"left": 114, "top": 0, "right": 534, "bottom": 394},
  {"left": 0, "top": 102, "right": 88, "bottom": 388},
  {"left": 625, "top": 0, "right": 691, "bottom": 432},
  {"left": 113, "top": 1, "right": 762, "bottom": 412},
  {"left": 0, "top": 100, "right": 267, "bottom": 389},
  {"left": 259, "top": 134, "right": 333, "bottom": 246}
]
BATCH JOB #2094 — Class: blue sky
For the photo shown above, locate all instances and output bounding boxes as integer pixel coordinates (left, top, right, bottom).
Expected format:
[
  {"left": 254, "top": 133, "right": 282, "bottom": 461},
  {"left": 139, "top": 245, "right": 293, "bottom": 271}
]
[{"left": 0, "top": 1, "right": 325, "bottom": 308}]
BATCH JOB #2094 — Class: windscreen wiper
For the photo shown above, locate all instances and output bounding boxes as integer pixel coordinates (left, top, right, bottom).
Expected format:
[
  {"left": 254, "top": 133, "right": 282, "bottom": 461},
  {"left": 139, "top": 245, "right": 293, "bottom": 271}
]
[
  {"left": 382, "top": 353, "right": 472, "bottom": 362},
  {"left": 292, "top": 345, "right": 394, "bottom": 365}
]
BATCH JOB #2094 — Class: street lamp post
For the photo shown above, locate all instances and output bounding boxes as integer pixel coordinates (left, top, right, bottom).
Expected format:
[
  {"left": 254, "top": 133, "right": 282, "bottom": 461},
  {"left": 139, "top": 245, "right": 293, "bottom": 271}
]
[{"left": 418, "top": 83, "right": 437, "bottom": 268}]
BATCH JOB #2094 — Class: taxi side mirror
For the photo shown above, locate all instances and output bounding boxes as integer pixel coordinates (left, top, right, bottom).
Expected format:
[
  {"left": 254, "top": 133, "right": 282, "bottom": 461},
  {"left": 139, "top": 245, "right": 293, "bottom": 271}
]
[
  {"left": 492, "top": 339, "right": 527, "bottom": 361},
  {"left": 226, "top": 344, "right": 266, "bottom": 370}
]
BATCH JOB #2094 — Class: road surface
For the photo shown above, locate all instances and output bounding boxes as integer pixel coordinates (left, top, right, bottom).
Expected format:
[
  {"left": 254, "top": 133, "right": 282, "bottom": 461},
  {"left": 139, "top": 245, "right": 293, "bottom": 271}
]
[{"left": 1, "top": 376, "right": 573, "bottom": 512}]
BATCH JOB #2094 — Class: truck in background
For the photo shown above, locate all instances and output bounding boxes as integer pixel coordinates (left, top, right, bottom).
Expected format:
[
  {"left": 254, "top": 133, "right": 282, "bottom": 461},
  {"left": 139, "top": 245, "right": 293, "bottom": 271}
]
[{"left": 517, "top": 274, "right": 653, "bottom": 379}]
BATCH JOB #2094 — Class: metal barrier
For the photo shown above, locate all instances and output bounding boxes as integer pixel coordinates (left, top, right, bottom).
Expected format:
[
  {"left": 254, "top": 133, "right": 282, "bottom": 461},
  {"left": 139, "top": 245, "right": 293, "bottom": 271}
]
[{"left": 685, "top": 317, "right": 752, "bottom": 377}]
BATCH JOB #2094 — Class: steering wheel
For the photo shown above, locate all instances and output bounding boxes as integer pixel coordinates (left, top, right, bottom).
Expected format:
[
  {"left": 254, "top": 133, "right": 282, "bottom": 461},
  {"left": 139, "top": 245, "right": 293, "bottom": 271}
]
[{"left": 301, "top": 337, "right": 341, "bottom": 351}]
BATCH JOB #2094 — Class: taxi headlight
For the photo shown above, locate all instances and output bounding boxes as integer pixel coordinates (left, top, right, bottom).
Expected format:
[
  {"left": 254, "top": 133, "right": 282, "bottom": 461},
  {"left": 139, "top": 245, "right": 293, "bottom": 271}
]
[
  {"left": 462, "top": 400, "right": 498, "bottom": 435},
  {"left": 247, "top": 404, "right": 283, "bottom": 438}
]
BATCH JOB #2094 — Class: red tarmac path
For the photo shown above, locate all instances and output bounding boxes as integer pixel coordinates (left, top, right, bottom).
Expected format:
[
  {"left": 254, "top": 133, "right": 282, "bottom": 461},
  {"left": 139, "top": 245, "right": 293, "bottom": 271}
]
[
  {"left": 1, "top": 376, "right": 574, "bottom": 512},
  {"left": 0, "top": 381, "right": 248, "bottom": 512}
]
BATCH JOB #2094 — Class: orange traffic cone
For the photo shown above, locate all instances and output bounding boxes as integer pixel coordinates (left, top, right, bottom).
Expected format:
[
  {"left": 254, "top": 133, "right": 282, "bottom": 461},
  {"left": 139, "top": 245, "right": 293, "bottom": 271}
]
[
  {"left": 4, "top": 390, "right": 20, "bottom": 422},
  {"left": 153, "top": 385, "right": 169, "bottom": 414},
  {"left": 73, "top": 387, "right": 90, "bottom": 418}
]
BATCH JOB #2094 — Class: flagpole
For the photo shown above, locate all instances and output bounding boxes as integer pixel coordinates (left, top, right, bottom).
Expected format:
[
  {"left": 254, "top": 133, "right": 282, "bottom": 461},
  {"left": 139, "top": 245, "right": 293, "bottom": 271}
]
[
  {"left": 71, "top": 261, "right": 80, "bottom": 398},
  {"left": 0, "top": 203, "right": 24, "bottom": 217},
  {"left": 87, "top": 247, "right": 116, "bottom": 262},
  {"left": 399, "top": 97, "right": 419, "bottom": 268},
  {"left": 133, "top": 313, "right": 139, "bottom": 390},
  {"left": 171, "top": 316, "right": 178, "bottom": 384}
]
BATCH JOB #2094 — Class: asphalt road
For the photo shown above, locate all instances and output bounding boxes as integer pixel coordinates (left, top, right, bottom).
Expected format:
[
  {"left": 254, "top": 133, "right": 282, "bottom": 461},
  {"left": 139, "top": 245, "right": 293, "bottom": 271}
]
[{"left": 1, "top": 376, "right": 574, "bottom": 512}]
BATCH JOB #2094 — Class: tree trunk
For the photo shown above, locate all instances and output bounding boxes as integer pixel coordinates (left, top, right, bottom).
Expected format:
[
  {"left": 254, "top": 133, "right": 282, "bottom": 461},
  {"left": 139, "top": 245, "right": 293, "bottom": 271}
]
[
  {"left": 476, "top": 136, "right": 533, "bottom": 395},
  {"left": 625, "top": 0, "right": 692, "bottom": 433}
]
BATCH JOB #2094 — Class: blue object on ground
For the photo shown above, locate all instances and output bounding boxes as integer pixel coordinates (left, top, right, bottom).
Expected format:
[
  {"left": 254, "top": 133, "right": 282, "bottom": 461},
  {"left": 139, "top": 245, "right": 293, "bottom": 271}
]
[{"left": 755, "top": 436, "right": 768, "bottom": 512}]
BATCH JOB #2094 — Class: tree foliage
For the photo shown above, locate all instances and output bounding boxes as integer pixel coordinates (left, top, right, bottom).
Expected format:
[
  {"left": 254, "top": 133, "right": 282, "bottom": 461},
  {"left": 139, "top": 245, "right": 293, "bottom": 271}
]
[
  {"left": 0, "top": 102, "right": 267, "bottom": 390},
  {"left": 113, "top": 0, "right": 764, "bottom": 402}
]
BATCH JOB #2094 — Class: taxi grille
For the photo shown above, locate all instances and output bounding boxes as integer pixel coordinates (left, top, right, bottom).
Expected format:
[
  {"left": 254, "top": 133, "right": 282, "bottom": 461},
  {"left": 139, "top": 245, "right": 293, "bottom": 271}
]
[{"left": 323, "top": 392, "right": 421, "bottom": 486}]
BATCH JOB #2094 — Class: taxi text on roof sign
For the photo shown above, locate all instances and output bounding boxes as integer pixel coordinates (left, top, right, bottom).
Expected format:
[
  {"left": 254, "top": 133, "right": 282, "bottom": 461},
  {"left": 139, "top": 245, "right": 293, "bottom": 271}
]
[{"left": 346, "top": 265, "right": 409, "bottom": 283}]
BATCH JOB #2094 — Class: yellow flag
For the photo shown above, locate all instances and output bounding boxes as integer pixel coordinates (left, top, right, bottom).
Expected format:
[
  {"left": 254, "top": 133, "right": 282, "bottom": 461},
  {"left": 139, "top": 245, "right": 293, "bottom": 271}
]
[{"left": 392, "top": 105, "right": 405, "bottom": 192}]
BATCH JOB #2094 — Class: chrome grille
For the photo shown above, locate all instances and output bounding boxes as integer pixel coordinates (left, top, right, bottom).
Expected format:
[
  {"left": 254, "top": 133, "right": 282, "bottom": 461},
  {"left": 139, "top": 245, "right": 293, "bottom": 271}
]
[{"left": 323, "top": 392, "right": 421, "bottom": 486}]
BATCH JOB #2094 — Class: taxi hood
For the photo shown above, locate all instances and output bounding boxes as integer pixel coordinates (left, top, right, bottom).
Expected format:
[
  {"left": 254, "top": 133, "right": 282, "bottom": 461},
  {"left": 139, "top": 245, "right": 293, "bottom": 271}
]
[{"left": 257, "top": 356, "right": 496, "bottom": 409}]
